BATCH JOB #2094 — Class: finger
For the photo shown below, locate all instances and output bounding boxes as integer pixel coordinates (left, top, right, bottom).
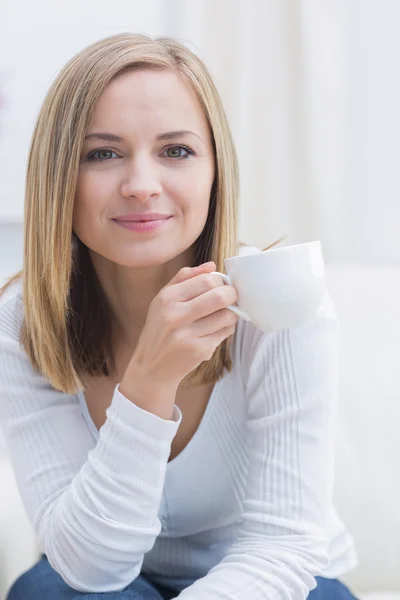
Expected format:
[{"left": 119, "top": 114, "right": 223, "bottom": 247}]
[
  {"left": 186, "top": 285, "right": 238, "bottom": 321},
  {"left": 202, "top": 325, "right": 237, "bottom": 357},
  {"left": 190, "top": 308, "right": 238, "bottom": 337},
  {"left": 172, "top": 272, "right": 225, "bottom": 303},
  {"left": 167, "top": 262, "right": 216, "bottom": 287}
]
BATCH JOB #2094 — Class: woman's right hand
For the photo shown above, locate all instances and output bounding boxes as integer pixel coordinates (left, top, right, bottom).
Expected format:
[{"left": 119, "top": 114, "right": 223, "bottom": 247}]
[{"left": 125, "top": 261, "right": 238, "bottom": 390}]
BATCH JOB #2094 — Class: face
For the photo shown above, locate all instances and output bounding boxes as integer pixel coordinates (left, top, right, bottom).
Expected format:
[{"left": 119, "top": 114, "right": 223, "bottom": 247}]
[{"left": 74, "top": 69, "right": 215, "bottom": 268}]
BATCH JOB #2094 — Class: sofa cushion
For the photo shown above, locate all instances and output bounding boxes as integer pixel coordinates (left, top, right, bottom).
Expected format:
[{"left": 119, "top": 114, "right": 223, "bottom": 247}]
[
  {"left": 0, "top": 456, "right": 39, "bottom": 599},
  {"left": 326, "top": 266, "right": 400, "bottom": 592},
  {"left": 360, "top": 594, "right": 400, "bottom": 600}
]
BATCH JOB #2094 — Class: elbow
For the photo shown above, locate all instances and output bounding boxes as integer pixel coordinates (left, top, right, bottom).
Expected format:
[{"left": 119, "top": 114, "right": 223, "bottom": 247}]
[
  {"left": 36, "top": 500, "right": 158, "bottom": 593},
  {"left": 38, "top": 515, "right": 145, "bottom": 593},
  {"left": 227, "top": 530, "right": 330, "bottom": 579},
  {"left": 266, "top": 532, "right": 330, "bottom": 576},
  {"left": 44, "top": 549, "right": 142, "bottom": 593},
  {"left": 36, "top": 490, "right": 163, "bottom": 593}
]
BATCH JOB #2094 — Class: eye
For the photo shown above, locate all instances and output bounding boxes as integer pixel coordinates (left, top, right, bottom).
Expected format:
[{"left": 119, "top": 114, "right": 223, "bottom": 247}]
[
  {"left": 162, "top": 145, "right": 195, "bottom": 160},
  {"left": 87, "top": 149, "right": 118, "bottom": 162}
]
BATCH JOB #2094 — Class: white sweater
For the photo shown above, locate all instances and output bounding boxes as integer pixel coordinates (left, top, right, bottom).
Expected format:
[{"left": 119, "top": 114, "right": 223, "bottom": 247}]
[{"left": 0, "top": 277, "right": 357, "bottom": 599}]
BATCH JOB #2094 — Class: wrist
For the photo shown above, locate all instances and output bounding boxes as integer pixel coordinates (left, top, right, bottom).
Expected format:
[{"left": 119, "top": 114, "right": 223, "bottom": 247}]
[
  {"left": 125, "top": 353, "right": 181, "bottom": 393},
  {"left": 120, "top": 360, "right": 179, "bottom": 420}
]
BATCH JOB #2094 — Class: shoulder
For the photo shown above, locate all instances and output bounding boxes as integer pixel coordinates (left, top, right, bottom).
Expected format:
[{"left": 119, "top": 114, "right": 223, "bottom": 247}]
[
  {"left": 0, "top": 276, "right": 23, "bottom": 307},
  {"left": 237, "top": 243, "right": 261, "bottom": 257},
  {"left": 0, "top": 278, "right": 24, "bottom": 342},
  {"left": 232, "top": 289, "right": 339, "bottom": 376}
]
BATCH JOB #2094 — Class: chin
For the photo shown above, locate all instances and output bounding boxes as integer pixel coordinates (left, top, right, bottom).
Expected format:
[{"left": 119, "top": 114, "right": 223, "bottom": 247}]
[{"left": 110, "top": 247, "right": 189, "bottom": 268}]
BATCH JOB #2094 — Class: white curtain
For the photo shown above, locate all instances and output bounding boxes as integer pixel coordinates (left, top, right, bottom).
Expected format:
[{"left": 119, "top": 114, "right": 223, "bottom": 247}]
[
  {"left": 165, "top": 0, "right": 348, "bottom": 263},
  {"left": 166, "top": 0, "right": 400, "bottom": 265},
  {"left": 1, "top": 0, "right": 399, "bottom": 265}
]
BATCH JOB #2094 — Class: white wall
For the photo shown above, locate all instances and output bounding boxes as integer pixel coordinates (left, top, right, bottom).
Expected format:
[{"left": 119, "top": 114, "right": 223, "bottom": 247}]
[
  {"left": 0, "top": 0, "right": 170, "bottom": 283},
  {"left": 345, "top": 0, "right": 400, "bottom": 263},
  {"left": 1, "top": 0, "right": 400, "bottom": 284},
  {"left": 0, "top": 223, "right": 23, "bottom": 285},
  {"left": 0, "top": 0, "right": 169, "bottom": 221}
]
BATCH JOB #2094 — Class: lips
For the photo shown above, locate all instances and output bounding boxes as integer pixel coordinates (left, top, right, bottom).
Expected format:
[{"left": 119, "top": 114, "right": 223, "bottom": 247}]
[
  {"left": 113, "top": 214, "right": 172, "bottom": 223},
  {"left": 112, "top": 215, "right": 172, "bottom": 233}
]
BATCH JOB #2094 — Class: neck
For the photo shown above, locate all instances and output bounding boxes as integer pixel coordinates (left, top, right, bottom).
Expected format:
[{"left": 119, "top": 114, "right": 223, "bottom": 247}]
[{"left": 89, "top": 248, "right": 193, "bottom": 349}]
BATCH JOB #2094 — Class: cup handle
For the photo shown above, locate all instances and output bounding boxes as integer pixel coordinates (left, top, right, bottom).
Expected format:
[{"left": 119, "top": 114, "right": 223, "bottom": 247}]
[{"left": 209, "top": 271, "right": 251, "bottom": 321}]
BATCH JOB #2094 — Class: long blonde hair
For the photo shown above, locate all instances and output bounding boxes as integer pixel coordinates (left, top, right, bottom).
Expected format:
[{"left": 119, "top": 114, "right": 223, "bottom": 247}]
[{"left": 0, "top": 33, "right": 240, "bottom": 394}]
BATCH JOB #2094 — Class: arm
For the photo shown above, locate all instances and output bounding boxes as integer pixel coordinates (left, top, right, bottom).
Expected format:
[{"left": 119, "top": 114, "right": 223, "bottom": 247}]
[
  {"left": 0, "top": 295, "right": 182, "bottom": 593},
  {"left": 174, "top": 291, "right": 339, "bottom": 599}
]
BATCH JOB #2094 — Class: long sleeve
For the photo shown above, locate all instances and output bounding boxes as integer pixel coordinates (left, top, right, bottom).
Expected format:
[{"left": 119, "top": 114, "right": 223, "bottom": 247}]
[
  {"left": 0, "top": 292, "right": 182, "bottom": 593},
  {"left": 173, "top": 291, "right": 340, "bottom": 600}
]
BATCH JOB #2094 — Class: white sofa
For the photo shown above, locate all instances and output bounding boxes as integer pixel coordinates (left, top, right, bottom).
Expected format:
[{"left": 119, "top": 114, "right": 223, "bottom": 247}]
[{"left": 0, "top": 264, "right": 399, "bottom": 600}]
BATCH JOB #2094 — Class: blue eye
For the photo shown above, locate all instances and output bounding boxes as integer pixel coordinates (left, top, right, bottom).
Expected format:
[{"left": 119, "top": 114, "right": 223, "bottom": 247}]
[
  {"left": 163, "top": 145, "right": 194, "bottom": 160},
  {"left": 87, "top": 149, "right": 118, "bottom": 162}
]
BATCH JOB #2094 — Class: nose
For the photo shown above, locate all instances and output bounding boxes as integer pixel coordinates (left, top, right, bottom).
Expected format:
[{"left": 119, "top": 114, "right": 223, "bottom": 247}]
[{"left": 120, "top": 156, "right": 162, "bottom": 204}]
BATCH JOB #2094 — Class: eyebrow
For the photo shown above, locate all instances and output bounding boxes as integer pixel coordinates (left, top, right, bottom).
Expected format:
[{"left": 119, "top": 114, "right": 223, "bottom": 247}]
[{"left": 84, "top": 130, "right": 202, "bottom": 143}]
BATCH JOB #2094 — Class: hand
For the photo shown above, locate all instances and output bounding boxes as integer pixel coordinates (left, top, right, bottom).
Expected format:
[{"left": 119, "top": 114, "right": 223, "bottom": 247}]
[{"left": 126, "top": 261, "right": 238, "bottom": 389}]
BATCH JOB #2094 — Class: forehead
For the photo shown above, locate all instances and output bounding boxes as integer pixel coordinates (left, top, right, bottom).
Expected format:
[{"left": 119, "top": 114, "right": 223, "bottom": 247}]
[{"left": 89, "top": 69, "right": 209, "bottom": 134}]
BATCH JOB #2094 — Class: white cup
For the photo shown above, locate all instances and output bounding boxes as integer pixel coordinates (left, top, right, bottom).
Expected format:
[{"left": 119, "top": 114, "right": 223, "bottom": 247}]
[{"left": 210, "top": 240, "right": 326, "bottom": 333}]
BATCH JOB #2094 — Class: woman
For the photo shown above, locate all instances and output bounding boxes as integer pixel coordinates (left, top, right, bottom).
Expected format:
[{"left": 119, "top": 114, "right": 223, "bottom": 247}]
[{"left": 0, "top": 33, "right": 358, "bottom": 599}]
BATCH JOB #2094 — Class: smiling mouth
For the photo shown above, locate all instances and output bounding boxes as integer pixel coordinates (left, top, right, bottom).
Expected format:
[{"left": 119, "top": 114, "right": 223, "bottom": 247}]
[
  {"left": 127, "top": 218, "right": 168, "bottom": 222},
  {"left": 113, "top": 214, "right": 172, "bottom": 223},
  {"left": 112, "top": 216, "right": 173, "bottom": 232}
]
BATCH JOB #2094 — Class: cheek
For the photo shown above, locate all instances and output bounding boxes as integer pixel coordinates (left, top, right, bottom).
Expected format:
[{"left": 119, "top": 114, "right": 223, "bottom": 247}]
[
  {"left": 76, "top": 172, "right": 103, "bottom": 207},
  {"left": 74, "top": 172, "right": 110, "bottom": 219},
  {"left": 176, "top": 167, "right": 214, "bottom": 215},
  {"left": 73, "top": 173, "right": 105, "bottom": 238}
]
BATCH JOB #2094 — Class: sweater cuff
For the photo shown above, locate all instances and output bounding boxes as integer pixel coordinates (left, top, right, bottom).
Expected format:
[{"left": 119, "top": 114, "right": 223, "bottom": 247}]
[
  {"left": 109, "top": 383, "right": 182, "bottom": 436},
  {"left": 94, "top": 384, "right": 182, "bottom": 473}
]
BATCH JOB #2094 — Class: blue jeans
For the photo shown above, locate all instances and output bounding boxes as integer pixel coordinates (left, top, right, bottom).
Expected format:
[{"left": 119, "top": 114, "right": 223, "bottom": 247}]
[{"left": 7, "top": 556, "right": 359, "bottom": 599}]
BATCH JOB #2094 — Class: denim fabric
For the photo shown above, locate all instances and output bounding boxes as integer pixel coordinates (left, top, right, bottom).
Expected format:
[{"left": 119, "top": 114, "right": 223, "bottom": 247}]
[
  {"left": 310, "top": 577, "right": 359, "bottom": 599},
  {"left": 7, "top": 557, "right": 359, "bottom": 599},
  {"left": 6, "top": 557, "right": 177, "bottom": 600}
]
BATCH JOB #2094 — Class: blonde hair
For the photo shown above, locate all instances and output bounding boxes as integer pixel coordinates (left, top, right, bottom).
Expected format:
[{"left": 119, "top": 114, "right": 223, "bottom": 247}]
[{"left": 0, "top": 33, "right": 241, "bottom": 394}]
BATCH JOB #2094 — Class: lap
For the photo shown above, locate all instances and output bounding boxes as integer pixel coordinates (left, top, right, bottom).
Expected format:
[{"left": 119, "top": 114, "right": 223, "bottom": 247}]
[
  {"left": 7, "top": 558, "right": 358, "bottom": 600},
  {"left": 309, "top": 577, "right": 359, "bottom": 599},
  {"left": 6, "top": 557, "right": 176, "bottom": 600}
]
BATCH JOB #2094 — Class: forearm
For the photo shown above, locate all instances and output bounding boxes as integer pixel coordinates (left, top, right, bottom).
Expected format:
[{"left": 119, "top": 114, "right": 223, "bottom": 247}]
[{"left": 38, "top": 385, "right": 181, "bottom": 592}]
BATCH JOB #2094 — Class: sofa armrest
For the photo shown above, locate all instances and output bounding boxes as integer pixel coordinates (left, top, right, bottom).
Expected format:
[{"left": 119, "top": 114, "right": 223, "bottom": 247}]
[{"left": 0, "top": 454, "right": 40, "bottom": 600}]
